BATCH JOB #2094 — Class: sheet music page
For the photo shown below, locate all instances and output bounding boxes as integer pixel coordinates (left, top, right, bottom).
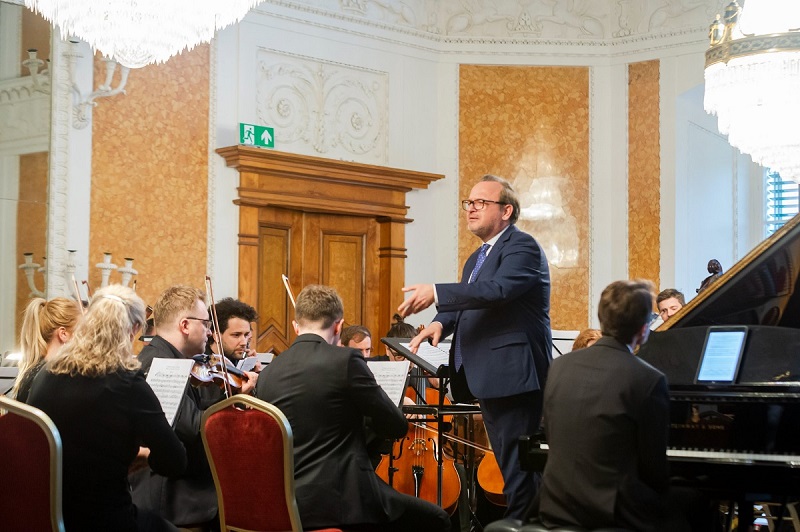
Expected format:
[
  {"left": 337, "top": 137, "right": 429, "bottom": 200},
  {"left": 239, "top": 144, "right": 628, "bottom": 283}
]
[
  {"left": 237, "top": 357, "right": 259, "bottom": 372},
  {"left": 257, "top": 352, "right": 274, "bottom": 365},
  {"left": 145, "top": 358, "right": 194, "bottom": 425},
  {"left": 366, "top": 360, "right": 411, "bottom": 407},
  {"left": 402, "top": 341, "right": 451, "bottom": 368}
]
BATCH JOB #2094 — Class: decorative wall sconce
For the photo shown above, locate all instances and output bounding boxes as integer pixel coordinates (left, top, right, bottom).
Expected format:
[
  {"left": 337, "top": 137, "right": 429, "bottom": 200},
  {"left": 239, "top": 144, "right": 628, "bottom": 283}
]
[
  {"left": 18, "top": 251, "right": 137, "bottom": 300},
  {"left": 20, "top": 41, "right": 130, "bottom": 129},
  {"left": 18, "top": 253, "right": 45, "bottom": 298},
  {"left": 67, "top": 40, "right": 130, "bottom": 130},
  {"left": 21, "top": 49, "right": 51, "bottom": 94},
  {"left": 94, "top": 252, "right": 138, "bottom": 289}
]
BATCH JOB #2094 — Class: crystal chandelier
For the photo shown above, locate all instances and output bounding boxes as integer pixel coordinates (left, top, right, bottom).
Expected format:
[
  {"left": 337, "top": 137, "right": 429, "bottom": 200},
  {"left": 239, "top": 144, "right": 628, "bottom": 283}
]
[
  {"left": 704, "top": 0, "right": 800, "bottom": 182},
  {"left": 24, "top": 0, "right": 264, "bottom": 68}
]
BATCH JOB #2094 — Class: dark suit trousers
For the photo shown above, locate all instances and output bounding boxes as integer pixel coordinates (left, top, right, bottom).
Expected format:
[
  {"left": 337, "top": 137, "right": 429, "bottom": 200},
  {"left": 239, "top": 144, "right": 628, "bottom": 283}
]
[{"left": 479, "top": 390, "right": 542, "bottom": 520}]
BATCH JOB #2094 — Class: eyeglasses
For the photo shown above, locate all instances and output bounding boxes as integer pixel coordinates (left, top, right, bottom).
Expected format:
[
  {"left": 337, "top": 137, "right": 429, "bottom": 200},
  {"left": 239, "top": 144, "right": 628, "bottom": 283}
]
[
  {"left": 185, "top": 316, "right": 212, "bottom": 329},
  {"left": 461, "top": 199, "right": 505, "bottom": 211}
]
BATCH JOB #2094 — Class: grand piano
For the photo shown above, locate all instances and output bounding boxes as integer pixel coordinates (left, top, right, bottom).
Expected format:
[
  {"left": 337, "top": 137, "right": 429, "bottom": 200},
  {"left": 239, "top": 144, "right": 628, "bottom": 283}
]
[{"left": 523, "top": 214, "right": 800, "bottom": 528}]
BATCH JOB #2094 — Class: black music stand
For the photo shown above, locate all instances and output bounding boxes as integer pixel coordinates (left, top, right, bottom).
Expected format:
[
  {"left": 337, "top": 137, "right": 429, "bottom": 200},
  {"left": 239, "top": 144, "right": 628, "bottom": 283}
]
[{"left": 381, "top": 337, "right": 451, "bottom": 378}]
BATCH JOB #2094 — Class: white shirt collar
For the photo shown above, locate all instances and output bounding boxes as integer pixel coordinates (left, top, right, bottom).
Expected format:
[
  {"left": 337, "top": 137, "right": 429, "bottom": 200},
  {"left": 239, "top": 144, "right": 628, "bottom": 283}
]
[{"left": 482, "top": 225, "right": 510, "bottom": 256}]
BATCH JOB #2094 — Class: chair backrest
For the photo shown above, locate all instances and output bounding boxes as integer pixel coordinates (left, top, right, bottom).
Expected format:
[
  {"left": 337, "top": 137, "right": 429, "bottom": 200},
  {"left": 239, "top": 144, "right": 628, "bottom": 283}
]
[
  {"left": 0, "top": 395, "right": 65, "bottom": 532},
  {"left": 201, "top": 394, "right": 303, "bottom": 532}
]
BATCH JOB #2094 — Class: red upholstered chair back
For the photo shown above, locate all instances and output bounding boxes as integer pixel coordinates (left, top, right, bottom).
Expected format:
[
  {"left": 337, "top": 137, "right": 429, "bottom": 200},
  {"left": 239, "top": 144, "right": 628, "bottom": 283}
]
[
  {"left": 0, "top": 396, "right": 65, "bottom": 532},
  {"left": 201, "top": 394, "right": 303, "bottom": 532}
]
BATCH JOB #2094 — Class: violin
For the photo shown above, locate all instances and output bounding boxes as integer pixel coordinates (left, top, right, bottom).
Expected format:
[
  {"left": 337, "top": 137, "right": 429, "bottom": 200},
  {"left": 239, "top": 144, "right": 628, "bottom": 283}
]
[
  {"left": 188, "top": 276, "right": 248, "bottom": 397},
  {"left": 189, "top": 353, "right": 245, "bottom": 393},
  {"left": 376, "top": 381, "right": 461, "bottom": 515}
]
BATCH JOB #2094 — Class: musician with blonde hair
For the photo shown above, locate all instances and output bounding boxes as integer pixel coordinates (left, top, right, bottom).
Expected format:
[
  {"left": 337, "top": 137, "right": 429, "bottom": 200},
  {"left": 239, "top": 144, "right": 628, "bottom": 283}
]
[
  {"left": 12, "top": 297, "right": 82, "bottom": 402},
  {"left": 28, "top": 285, "right": 187, "bottom": 532}
]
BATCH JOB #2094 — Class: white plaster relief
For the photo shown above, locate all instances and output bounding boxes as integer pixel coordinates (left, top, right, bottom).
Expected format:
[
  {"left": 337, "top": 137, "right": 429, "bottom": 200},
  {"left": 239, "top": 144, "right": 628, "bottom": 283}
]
[
  {"left": 266, "top": 0, "right": 726, "bottom": 45},
  {"left": 0, "top": 78, "right": 50, "bottom": 148},
  {"left": 46, "top": 36, "right": 73, "bottom": 298},
  {"left": 256, "top": 49, "right": 388, "bottom": 164}
]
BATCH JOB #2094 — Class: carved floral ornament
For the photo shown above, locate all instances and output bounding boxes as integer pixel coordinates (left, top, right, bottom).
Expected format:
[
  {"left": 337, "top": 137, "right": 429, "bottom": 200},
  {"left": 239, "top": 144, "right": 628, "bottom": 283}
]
[
  {"left": 265, "top": 0, "right": 725, "bottom": 42},
  {"left": 256, "top": 49, "right": 388, "bottom": 163}
]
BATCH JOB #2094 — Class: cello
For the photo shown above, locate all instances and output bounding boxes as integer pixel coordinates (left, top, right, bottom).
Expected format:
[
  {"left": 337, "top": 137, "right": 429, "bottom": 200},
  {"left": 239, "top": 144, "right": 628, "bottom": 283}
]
[{"left": 375, "top": 383, "right": 462, "bottom": 515}]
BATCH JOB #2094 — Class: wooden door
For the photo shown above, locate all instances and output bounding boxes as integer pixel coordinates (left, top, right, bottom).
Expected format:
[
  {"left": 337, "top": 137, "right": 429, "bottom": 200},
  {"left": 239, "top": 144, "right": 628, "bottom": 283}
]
[
  {"left": 252, "top": 206, "right": 379, "bottom": 353},
  {"left": 217, "top": 147, "right": 443, "bottom": 355}
]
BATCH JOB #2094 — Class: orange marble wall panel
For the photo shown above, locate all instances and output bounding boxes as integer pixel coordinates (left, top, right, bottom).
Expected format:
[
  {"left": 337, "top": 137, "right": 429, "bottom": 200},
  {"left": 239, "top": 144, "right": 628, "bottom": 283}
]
[
  {"left": 628, "top": 60, "right": 660, "bottom": 289},
  {"left": 459, "top": 65, "right": 590, "bottom": 330},
  {"left": 90, "top": 46, "right": 210, "bottom": 307},
  {"left": 16, "top": 152, "right": 49, "bottom": 332}
]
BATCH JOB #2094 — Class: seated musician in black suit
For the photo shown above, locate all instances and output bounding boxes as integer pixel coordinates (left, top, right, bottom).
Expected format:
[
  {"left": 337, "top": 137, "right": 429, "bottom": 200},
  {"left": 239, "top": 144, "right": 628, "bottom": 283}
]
[
  {"left": 130, "top": 285, "right": 258, "bottom": 530},
  {"left": 529, "top": 280, "right": 712, "bottom": 532},
  {"left": 255, "top": 284, "right": 450, "bottom": 531}
]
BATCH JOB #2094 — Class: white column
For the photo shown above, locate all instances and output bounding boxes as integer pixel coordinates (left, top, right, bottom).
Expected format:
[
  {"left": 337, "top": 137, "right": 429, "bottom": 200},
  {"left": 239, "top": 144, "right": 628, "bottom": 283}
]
[{"left": 588, "top": 63, "right": 629, "bottom": 326}]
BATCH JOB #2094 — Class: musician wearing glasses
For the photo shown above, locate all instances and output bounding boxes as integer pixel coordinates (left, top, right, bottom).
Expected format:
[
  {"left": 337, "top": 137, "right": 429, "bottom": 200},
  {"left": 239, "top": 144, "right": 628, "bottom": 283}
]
[
  {"left": 400, "top": 174, "right": 552, "bottom": 520},
  {"left": 130, "top": 285, "right": 256, "bottom": 530}
]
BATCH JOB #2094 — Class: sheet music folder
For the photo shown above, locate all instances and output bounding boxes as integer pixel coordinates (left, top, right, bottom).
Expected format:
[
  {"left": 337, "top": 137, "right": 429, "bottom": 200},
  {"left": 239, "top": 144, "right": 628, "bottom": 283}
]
[{"left": 381, "top": 337, "right": 451, "bottom": 378}]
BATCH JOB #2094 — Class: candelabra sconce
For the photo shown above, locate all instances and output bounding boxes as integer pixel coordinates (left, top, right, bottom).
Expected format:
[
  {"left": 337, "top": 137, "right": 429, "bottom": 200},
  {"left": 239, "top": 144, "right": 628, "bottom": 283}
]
[
  {"left": 21, "top": 49, "right": 51, "bottom": 94},
  {"left": 96, "top": 252, "right": 118, "bottom": 288},
  {"left": 118, "top": 258, "right": 138, "bottom": 287},
  {"left": 63, "top": 249, "right": 77, "bottom": 291},
  {"left": 18, "top": 253, "right": 45, "bottom": 298},
  {"left": 67, "top": 40, "right": 130, "bottom": 130}
]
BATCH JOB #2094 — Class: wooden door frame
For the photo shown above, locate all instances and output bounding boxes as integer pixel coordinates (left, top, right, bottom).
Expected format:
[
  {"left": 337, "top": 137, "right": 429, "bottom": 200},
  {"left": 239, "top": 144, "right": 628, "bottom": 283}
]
[{"left": 216, "top": 146, "right": 443, "bottom": 343}]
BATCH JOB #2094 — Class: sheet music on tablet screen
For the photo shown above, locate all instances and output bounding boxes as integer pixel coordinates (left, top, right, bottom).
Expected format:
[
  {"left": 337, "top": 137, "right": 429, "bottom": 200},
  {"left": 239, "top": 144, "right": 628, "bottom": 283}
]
[{"left": 401, "top": 341, "right": 451, "bottom": 368}]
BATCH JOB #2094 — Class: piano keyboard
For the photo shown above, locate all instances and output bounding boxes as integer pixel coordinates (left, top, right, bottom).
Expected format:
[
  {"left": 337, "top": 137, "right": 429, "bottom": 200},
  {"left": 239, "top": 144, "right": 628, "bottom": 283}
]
[
  {"left": 667, "top": 448, "right": 800, "bottom": 464},
  {"left": 536, "top": 443, "right": 800, "bottom": 464}
]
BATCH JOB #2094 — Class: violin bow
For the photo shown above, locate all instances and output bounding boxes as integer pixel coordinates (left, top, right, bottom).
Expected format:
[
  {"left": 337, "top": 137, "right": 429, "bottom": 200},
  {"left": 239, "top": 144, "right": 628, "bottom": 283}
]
[
  {"left": 71, "top": 275, "right": 86, "bottom": 315},
  {"left": 281, "top": 274, "right": 296, "bottom": 309},
  {"left": 205, "top": 276, "right": 233, "bottom": 398}
]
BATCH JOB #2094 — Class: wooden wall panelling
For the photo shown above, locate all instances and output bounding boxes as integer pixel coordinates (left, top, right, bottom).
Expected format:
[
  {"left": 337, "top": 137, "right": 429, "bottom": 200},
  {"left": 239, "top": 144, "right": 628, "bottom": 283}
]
[{"left": 378, "top": 220, "right": 407, "bottom": 337}]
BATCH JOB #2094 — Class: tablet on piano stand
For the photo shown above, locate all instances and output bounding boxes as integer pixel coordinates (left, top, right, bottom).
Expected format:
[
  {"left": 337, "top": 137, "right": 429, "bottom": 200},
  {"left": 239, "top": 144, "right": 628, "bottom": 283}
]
[{"left": 694, "top": 325, "right": 749, "bottom": 384}]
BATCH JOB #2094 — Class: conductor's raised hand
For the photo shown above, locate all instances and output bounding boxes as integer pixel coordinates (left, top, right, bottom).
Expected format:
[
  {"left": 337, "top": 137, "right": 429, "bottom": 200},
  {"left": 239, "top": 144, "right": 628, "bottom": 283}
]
[
  {"left": 398, "top": 284, "right": 435, "bottom": 317},
  {"left": 408, "top": 322, "right": 443, "bottom": 354}
]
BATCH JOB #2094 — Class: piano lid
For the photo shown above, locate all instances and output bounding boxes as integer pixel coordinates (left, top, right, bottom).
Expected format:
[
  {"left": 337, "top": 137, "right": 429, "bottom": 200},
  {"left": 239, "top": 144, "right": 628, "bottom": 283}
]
[{"left": 657, "top": 212, "right": 800, "bottom": 330}]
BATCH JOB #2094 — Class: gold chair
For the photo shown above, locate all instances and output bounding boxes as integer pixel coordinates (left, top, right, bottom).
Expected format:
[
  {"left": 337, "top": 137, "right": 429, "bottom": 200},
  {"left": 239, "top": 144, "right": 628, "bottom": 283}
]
[
  {"left": 0, "top": 395, "right": 65, "bottom": 532},
  {"left": 201, "top": 394, "right": 341, "bottom": 532}
]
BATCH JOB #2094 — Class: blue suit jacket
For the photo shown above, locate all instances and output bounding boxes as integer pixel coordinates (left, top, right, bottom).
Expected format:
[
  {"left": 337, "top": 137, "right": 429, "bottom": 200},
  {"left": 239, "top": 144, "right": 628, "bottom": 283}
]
[{"left": 435, "top": 225, "right": 552, "bottom": 399}]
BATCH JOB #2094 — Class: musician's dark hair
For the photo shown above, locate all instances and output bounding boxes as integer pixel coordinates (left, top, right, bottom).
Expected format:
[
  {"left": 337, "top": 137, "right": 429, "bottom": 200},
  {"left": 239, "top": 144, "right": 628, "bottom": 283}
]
[
  {"left": 341, "top": 325, "right": 370, "bottom": 346},
  {"left": 386, "top": 313, "right": 416, "bottom": 338},
  {"left": 295, "top": 284, "right": 343, "bottom": 330},
  {"left": 213, "top": 297, "right": 257, "bottom": 334},
  {"left": 480, "top": 174, "right": 520, "bottom": 225},
  {"left": 656, "top": 288, "right": 685, "bottom": 307},
  {"left": 598, "top": 280, "right": 654, "bottom": 345}
]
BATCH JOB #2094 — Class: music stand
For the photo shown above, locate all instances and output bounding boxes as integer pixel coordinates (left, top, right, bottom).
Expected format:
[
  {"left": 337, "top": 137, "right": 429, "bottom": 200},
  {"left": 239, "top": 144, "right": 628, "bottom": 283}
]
[{"left": 381, "top": 337, "right": 451, "bottom": 378}]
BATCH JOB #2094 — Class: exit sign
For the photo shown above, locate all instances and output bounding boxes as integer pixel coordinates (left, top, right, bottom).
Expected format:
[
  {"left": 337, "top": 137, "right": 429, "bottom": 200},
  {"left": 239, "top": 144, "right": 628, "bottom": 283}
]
[{"left": 239, "top": 122, "right": 274, "bottom": 149}]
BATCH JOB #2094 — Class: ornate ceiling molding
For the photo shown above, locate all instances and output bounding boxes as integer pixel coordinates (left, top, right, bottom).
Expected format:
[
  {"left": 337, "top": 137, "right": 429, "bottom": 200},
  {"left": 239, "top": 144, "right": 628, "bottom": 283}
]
[{"left": 255, "top": 0, "right": 723, "bottom": 55}]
